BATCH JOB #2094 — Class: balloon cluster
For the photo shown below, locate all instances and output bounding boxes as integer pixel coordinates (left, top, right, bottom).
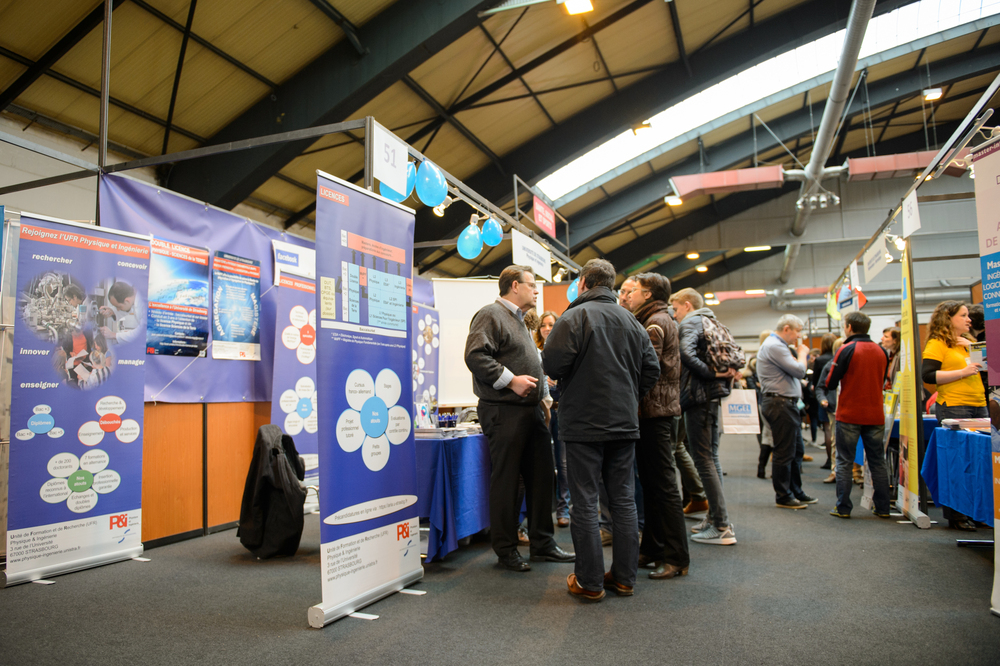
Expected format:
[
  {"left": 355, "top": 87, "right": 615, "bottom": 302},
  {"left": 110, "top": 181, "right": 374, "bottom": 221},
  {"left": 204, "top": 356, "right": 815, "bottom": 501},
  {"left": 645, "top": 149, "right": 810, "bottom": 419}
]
[{"left": 377, "top": 159, "right": 504, "bottom": 261}]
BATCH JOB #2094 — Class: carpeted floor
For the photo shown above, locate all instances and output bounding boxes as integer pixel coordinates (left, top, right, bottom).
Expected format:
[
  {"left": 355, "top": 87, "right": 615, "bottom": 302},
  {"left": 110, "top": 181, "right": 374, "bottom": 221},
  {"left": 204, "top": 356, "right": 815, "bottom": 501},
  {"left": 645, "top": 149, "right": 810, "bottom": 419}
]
[{"left": 2, "top": 433, "right": 997, "bottom": 666}]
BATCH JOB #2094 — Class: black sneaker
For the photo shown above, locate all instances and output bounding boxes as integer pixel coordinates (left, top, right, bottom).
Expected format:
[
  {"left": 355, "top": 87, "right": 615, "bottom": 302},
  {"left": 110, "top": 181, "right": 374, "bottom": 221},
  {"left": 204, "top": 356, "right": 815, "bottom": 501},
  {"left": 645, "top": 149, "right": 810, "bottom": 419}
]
[
  {"left": 871, "top": 508, "right": 891, "bottom": 519},
  {"left": 776, "top": 498, "right": 808, "bottom": 509},
  {"left": 829, "top": 509, "right": 851, "bottom": 519},
  {"left": 795, "top": 495, "right": 818, "bottom": 504}
]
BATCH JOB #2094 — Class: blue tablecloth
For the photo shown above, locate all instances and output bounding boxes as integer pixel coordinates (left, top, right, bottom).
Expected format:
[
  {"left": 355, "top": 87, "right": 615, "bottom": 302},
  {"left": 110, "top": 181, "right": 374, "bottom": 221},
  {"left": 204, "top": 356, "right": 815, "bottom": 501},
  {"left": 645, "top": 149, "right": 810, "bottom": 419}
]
[
  {"left": 921, "top": 427, "right": 994, "bottom": 527},
  {"left": 853, "top": 416, "right": 937, "bottom": 464},
  {"left": 415, "top": 434, "right": 491, "bottom": 562}
]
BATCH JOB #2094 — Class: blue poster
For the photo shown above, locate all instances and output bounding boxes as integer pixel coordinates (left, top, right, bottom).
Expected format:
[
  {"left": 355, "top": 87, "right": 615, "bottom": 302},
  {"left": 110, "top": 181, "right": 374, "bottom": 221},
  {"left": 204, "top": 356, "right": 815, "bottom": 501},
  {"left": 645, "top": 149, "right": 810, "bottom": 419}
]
[
  {"left": 146, "top": 237, "right": 210, "bottom": 357},
  {"left": 211, "top": 251, "right": 261, "bottom": 361},
  {"left": 412, "top": 304, "right": 440, "bottom": 409},
  {"left": 5, "top": 214, "right": 148, "bottom": 585},
  {"left": 271, "top": 273, "right": 318, "bottom": 484},
  {"left": 308, "top": 172, "right": 421, "bottom": 628}
]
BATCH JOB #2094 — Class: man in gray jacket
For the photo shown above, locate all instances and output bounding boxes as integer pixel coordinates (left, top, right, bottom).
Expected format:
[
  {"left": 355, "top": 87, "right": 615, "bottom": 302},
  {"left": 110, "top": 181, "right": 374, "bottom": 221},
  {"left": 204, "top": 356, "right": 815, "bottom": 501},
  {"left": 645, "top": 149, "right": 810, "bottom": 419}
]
[
  {"left": 544, "top": 259, "right": 660, "bottom": 601},
  {"left": 465, "top": 265, "right": 574, "bottom": 572}
]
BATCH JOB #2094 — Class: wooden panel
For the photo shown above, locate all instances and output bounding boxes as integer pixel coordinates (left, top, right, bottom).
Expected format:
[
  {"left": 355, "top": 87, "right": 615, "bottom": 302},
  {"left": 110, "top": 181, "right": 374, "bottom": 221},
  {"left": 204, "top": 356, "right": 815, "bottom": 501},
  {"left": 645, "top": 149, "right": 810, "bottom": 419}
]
[
  {"left": 542, "top": 284, "right": 570, "bottom": 316},
  {"left": 206, "top": 402, "right": 271, "bottom": 528},
  {"left": 142, "top": 403, "right": 203, "bottom": 542}
]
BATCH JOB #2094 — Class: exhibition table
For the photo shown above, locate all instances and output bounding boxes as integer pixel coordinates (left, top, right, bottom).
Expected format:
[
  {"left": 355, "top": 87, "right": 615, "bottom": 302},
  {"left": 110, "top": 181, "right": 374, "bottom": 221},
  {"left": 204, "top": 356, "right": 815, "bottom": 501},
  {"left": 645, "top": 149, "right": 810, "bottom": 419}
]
[
  {"left": 921, "top": 427, "right": 995, "bottom": 527},
  {"left": 851, "top": 415, "right": 936, "bottom": 464},
  {"left": 415, "top": 434, "right": 491, "bottom": 562}
]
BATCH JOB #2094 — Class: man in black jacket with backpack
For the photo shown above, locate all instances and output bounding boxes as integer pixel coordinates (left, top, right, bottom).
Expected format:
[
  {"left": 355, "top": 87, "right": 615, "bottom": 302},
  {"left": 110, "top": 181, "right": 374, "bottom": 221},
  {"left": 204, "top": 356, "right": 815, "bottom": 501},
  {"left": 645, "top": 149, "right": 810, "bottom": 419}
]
[{"left": 670, "top": 288, "right": 740, "bottom": 546}]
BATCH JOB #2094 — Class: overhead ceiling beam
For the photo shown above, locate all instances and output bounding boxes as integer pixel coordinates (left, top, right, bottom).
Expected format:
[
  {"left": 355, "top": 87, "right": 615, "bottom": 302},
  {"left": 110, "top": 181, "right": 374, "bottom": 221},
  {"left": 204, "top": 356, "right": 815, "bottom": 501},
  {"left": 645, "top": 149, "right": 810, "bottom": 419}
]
[
  {"left": 666, "top": 0, "right": 692, "bottom": 78},
  {"left": 306, "top": 0, "right": 368, "bottom": 56},
  {"left": 0, "top": 0, "right": 125, "bottom": 112},
  {"left": 412, "top": 0, "right": 919, "bottom": 252},
  {"left": 162, "top": 0, "right": 198, "bottom": 156},
  {"left": 669, "top": 246, "right": 785, "bottom": 291},
  {"left": 165, "top": 0, "right": 492, "bottom": 210},
  {"left": 563, "top": 42, "right": 1000, "bottom": 251}
]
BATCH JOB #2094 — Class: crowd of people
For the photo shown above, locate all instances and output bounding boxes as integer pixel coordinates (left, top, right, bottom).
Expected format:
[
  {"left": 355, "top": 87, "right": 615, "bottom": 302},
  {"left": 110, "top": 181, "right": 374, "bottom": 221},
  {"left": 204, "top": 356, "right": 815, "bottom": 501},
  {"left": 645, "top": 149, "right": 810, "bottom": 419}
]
[{"left": 464, "top": 260, "right": 986, "bottom": 602}]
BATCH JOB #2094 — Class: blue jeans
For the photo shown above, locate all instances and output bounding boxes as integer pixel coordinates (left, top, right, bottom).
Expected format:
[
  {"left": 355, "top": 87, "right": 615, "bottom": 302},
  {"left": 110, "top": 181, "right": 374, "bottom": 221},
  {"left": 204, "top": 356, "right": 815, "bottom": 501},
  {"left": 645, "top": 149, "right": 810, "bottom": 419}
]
[
  {"left": 834, "top": 421, "right": 889, "bottom": 514},
  {"left": 684, "top": 400, "right": 729, "bottom": 528},
  {"left": 566, "top": 440, "right": 639, "bottom": 592},
  {"left": 550, "top": 409, "right": 570, "bottom": 519}
]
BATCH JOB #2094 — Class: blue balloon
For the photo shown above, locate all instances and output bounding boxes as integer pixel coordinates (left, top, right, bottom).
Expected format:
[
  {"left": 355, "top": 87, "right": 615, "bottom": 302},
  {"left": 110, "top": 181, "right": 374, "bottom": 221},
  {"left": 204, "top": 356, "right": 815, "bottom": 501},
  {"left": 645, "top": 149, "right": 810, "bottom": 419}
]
[
  {"left": 566, "top": 278, "right": 579, "bottom": 302},
  {"left": 457, "top": 224, "right": 483, "bottom": 260},
  {"left": 416, "top": 161, "right": 448, "bottom": 207},
  {"left": 378, "top": 162, "right": 417, "bottom": 203},
  {"left": 481, "top": 217, "right": 503, "bottom": 247}
]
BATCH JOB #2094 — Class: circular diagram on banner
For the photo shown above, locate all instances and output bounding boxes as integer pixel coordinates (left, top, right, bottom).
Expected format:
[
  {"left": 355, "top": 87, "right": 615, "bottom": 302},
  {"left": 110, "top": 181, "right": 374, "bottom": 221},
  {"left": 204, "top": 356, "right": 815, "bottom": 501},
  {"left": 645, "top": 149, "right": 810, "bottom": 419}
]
[
  {"left": 77, "top": 396, "right": 140, "bottom": 446},
  {"left": 279, "top": 376, "right": 318, "bottom": 436},
  {"left": 40, "top": 449, "right": 120, "bottom": 511},
  {"left": 281, "top": 305, "right": 317, "bottom": 365},
  {"left": 337, "top": 368, "right": 411, "bottom": 471},
  {"left": 14, "top": 404, "right": 66, "bottom": 441}
]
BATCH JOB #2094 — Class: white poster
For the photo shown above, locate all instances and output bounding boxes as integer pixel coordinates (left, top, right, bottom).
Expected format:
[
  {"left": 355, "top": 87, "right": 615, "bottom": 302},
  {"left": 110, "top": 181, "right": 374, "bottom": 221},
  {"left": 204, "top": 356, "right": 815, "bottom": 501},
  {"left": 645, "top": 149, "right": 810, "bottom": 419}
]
[
  {"left": 272, "top": 240, "right": 316, "bottom": 284},
  {"left": 901, "top": 189, "right": 922, "bottom": 238},
  {"left": 511, "top": 228, "right": 552, "bottom": 282},
  {"left": 863, "top": 236, "right": 888, "bottom": 283}
]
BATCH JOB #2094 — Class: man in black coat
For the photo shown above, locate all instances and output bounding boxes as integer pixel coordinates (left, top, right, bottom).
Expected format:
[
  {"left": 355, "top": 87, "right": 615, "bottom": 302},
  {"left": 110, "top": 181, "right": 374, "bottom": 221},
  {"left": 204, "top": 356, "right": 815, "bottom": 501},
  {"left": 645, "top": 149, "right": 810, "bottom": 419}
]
[{"left": 544, "top": 259, "right": 660, "bottom": 601}]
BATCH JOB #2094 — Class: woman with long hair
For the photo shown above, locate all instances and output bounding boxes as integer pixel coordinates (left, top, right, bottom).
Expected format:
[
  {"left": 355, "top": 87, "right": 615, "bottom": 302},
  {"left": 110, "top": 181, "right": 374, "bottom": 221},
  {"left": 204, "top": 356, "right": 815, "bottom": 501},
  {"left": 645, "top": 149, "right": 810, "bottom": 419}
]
[
  {"left": 811, "top": 333, "right": 837, "bottom": 469},
  {"left": 537, "top": 310, "right": 571, "bottom": 527},
  {"left": 921, "top": 300, "right": 985, "bottom": 531}
]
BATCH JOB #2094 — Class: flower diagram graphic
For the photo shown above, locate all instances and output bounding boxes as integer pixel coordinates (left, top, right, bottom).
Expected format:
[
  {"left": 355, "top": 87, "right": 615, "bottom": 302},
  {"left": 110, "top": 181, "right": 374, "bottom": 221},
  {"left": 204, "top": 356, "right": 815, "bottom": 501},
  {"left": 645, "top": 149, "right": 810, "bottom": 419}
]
[
  {"left": 279, "top": 305, "right": 318, "bottom": 436},
  {"left": 28, "top": 396, "right": 136, "bottom": 514},
  {"left": 337, "top": 368, "right": 411, "bottom": 472},
  {"left": 412, "top": 313, "right": 439, "bottom": 403}
]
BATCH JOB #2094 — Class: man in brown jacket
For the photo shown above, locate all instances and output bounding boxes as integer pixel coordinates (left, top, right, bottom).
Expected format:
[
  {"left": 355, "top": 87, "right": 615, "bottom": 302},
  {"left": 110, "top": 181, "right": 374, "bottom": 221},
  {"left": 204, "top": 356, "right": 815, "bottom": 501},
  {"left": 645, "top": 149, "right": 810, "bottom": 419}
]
[{"left": 628, "top": 273, "right": 690, "bottom": 579}]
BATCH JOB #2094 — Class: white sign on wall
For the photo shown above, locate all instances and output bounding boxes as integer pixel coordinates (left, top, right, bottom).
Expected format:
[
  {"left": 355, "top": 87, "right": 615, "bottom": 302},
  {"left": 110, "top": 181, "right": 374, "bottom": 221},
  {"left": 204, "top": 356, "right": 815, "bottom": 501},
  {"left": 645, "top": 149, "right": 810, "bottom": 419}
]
[
  {"left": 511, "top": 228, "right": 552, "bottom": 282},
  {"left": 372, "top": 124, "right": 407, "bottom": 196}
]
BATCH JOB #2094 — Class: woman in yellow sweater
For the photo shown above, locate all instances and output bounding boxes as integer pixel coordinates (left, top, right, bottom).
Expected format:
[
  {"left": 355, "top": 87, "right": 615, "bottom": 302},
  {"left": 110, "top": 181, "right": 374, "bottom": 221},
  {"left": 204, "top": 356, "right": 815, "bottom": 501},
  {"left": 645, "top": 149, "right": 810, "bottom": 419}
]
[{"left": 921, "top": 300, "right": 986, "bottom": 531}]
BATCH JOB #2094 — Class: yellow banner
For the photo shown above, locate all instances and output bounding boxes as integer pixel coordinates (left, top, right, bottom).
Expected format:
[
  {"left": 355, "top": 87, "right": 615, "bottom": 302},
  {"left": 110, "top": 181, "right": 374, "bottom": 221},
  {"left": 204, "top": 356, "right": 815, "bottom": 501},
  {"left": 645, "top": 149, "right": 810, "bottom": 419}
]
[{"left": 898, "top": 243, "right": 920, "bottom": 515}]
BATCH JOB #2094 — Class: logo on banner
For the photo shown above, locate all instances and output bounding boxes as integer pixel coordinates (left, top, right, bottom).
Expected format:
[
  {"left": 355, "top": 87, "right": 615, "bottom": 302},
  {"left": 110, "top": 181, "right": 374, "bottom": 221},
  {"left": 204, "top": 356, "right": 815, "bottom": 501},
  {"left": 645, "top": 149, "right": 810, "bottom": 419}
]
[
  {"left": 728, "top": 404, "right": 752, "bottom": 415},
  {"left": 110, "top": 514, "right": 128, "bottom": 529},
  {"left": 319, "top": 186, "right": 349, "bottom": 206},
  {"left": 276, "top": 251, "right": 299, "bottom": 266}
]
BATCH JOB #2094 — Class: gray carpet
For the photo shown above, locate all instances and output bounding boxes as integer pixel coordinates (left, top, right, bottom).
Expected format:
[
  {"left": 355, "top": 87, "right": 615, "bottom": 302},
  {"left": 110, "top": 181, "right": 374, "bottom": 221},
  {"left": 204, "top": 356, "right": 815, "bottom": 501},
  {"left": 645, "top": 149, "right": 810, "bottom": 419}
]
[{"left": 2, "top": 433, "right": 998, "bottom": 666}]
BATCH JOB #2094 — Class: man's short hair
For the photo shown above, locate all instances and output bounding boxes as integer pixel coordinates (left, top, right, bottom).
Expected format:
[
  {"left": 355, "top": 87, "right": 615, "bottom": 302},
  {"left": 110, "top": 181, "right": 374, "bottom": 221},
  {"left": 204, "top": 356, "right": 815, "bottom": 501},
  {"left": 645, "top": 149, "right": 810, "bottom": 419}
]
[
  {"left": 498, "top": 265, "right": 532, "bottom": 296},
  {"left": 64, "top": 284, "right": 84, "bottom": 302},
  {"left": 670, "top": 287, "right": 703, "bottom": 310},
  {"left": 635, "top": 273, "right": 672, "bottom": 302},
  {"left": 108, "top": 281, "right": 135, "bottom": 304},
  {"left": 844, "top": 311, "right": 870, "bottom": 335},
  {"left": 775, "top": 313, "right": 803, "bottom": 332},
  {"left": 969, "top": 304, "right": 985, "bottom": 330},
  {"left": 579, "top": 258, "right": 616, "bottom": 290}
]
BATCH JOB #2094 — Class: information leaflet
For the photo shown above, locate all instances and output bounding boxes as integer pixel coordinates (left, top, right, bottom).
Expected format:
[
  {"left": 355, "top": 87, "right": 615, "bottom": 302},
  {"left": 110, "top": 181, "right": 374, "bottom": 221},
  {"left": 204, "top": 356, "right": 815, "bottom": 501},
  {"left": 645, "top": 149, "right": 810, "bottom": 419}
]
[
  {"left": 271, "top": 272, "right": 319, "bottom": 487},
  {"left": 146, "top": 237, "right": 210, "bottom": 357},
  {"left": 309, "top": 172, "right": 421, "bottom": 628},
  {"left": 211, "top": 251, "right": 261, "bottom": 361},
  {"left": 5, "top": 214, "right": 148, "bottom": 585}
]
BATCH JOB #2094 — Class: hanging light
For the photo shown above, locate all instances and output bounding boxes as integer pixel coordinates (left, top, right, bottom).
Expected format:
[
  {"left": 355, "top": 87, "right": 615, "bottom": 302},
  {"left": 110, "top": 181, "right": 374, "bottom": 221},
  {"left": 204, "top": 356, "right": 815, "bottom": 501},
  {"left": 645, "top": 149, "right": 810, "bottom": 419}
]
[
  {"left": 631, "top": 121, "right": 652, "bottom": 135},
  {"left": 923, "top": 88, "right": 943, "bottom": 101},
  {"left": 432, "top": 195, "right": 454, "bottom": 217},
  {"left": 695, "top": 265, "right": 708, "bottom": 273},
  {"left": 560, "top": 0, "right": 594, "bottom": 15},
  {"left": 664, "top": 194, "right": 683, "bottom": 206},
  {"left": 686, "top": 252, "right": 700, "bottom": 260},
  {"left": 744, "top": 246, "right": 771, "bottom": 252}
]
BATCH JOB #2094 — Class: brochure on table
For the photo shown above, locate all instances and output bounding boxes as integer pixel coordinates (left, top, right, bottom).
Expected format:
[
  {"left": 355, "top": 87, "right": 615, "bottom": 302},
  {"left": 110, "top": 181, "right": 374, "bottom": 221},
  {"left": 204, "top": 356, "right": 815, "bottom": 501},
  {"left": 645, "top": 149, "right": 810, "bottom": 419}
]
[
  {"left": 308, "top": 172, "right": 421, "bottom": 628},
  {"left": 4, "top": 214, "right": 148, "bottom": 586}
]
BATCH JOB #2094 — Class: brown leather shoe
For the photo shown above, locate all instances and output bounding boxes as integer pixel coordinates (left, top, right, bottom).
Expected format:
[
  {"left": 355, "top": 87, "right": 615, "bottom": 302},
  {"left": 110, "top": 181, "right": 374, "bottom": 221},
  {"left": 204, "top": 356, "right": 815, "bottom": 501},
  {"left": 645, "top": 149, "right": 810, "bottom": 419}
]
[
  {"left": 683, "top": 498, "right": 709, "bottom": 515},
  {"left": 567, "top": 573, "right": 605, "bottom": 602},
  {"left": 802, "top": 454, "right": 814, "bottom": 462},
  {"left": 637, "top": 554, "right": 659, "bottom": 569},
  {"left": 823, "top": 472, "right": 836, "bottom": 484},
  {"left": 603, "top": 571, "right": 633, "bottom": 596},
  {"left": 557, "top": 516, "right": 570, "bottom": 528},
  {"left": 649, "top": 562, "right": 689, "bottom": 580}
]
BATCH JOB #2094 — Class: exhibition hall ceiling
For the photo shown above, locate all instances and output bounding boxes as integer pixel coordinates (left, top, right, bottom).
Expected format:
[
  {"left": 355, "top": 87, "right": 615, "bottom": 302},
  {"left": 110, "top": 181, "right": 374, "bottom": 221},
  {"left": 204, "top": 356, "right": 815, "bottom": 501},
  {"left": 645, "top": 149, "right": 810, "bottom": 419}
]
[{"left": 1, "top": 0, "right": 998, "bottom": 288}]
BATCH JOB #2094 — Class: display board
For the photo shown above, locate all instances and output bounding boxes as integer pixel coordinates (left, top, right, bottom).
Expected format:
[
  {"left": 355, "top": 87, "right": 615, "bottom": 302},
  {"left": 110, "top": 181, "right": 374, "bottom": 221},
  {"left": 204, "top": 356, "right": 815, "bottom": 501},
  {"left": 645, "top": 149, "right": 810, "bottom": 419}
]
[
  {"left": 432, "top": 278, "right": 543, "bottom": 407},
  {"left": 99, "top": 173, "right": 312, "bottom": 403},
  {"left": 972, "top": 135, "right": 1000, "bottom": 385},
  {"left": 412, "top": 304, "right": 440, "bottom": 416},
  {"left": 5, "top": 214, "right": 149, "bottom": 585},
  {"left": 309, "top": 172, "right": 421, "bottom": 628}
]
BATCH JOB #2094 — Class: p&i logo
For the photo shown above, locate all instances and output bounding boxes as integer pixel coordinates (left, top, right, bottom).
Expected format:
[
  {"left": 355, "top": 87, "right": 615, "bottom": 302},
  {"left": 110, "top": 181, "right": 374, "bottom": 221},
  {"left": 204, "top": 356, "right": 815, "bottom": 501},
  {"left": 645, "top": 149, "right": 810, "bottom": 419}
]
[
  {"left": 110, "top": 513, "right": 128, "bottom": 529},
  {"left": 397, "top": 523, "right": 410, "bottom": 540}
]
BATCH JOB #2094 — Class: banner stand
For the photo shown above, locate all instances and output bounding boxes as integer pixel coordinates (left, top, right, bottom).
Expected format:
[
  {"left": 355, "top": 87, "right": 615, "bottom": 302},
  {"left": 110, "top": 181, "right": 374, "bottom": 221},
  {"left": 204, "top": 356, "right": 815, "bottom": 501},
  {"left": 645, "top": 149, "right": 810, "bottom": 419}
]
[
  {"left": 3, "top": 545, "right": 142, "bottom": 587},
  {"left": 308, "top": 568, "right": 423, "bottom": 628}
]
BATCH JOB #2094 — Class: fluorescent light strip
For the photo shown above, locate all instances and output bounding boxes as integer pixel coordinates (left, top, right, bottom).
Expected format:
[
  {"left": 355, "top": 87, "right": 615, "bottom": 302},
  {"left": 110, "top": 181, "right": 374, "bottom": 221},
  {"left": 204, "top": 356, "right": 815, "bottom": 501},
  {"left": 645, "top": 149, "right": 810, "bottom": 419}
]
[{"left": 537, "top": 0, "right": 1000, "bottom": 203}]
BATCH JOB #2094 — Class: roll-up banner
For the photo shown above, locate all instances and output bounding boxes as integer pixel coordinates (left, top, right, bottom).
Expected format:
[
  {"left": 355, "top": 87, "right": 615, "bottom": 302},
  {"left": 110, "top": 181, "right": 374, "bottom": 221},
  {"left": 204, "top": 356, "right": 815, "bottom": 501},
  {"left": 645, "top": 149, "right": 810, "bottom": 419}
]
[
  {"left": 4, "top": 214, "right": 149, "bottom": 586},
  {"left": 271, "top": 267, "right": 319, "bottom": 487},
  {"left": 972, "top": 135, "right": 1000, "bottom": 385},
  {"left": 308, "top": 172, "right": 421, "bottom": 628}
]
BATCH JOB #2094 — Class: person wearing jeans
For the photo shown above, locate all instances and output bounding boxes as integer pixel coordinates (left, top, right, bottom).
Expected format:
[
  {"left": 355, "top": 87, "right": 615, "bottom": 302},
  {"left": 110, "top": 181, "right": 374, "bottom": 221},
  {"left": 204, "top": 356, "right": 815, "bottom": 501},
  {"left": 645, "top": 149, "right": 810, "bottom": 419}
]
[
  {"left": 757, "top": 314, "right": 817, "bottom": 509},
  {"left": 824, "top": 311, "right": 890, "bottom": 518},
  {"left": 670, "top": 287, "right": 739, "bottom": 545}
]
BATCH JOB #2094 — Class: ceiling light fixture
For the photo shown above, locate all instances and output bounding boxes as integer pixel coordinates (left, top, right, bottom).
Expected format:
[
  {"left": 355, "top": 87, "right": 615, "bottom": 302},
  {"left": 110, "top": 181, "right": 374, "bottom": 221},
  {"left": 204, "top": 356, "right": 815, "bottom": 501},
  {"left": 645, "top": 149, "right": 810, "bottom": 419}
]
[
  {"left": 432, "top": 195, "right": 454, "bottom": 217},
  {"left": 664, "top": 194, "right": 683, "bottom": 206},
  {"left": 559, "top": 0, "right": 593, "bottom": 15},
  {"left": 745, "top": 289, "right": 766, "bottom": 295},
  {"left": 923, "top": 87, "right": 943, "bottom": 101},
  {"left": 631, "top": 121, "right": 652, "bottom": 135},
  {"left": 744, "top": 245, "right": 771, "bottom": 252},
  {"left": 695, "top": 265, "right": 708, "bottom": 273},
  {"left": 686, "top": 252, "right": 700, "bottom": 260},
  {"left": 704, "top": 292, "right": 715, "bottom": 299}
]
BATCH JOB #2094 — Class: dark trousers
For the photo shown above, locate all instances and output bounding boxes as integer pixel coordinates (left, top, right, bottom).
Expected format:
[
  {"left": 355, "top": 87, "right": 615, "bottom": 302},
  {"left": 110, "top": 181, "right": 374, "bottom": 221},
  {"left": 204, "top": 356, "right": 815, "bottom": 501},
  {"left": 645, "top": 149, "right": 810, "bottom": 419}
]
[
  {"left": 636, "top": 417, "right": 690, "bottom": 568},
  {"left": 762, "top": 395, "right": 804, "bottom": 503},
  {"left": 566, "top": 439, "right": 639, "bottom": 592},
  {"left": 478, "top": 401, "right": 556, "bottom": 557},
  {"left": 685, "top": 400, "right": 729, "bottom": 528}
]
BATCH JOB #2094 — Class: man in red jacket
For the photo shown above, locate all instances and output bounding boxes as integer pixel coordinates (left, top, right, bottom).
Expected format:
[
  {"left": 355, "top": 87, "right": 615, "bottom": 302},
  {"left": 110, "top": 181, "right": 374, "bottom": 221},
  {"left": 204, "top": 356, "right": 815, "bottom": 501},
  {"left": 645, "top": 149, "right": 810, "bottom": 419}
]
[{"left": 824, "top": 311, "right": 890, "bottom": 519}]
